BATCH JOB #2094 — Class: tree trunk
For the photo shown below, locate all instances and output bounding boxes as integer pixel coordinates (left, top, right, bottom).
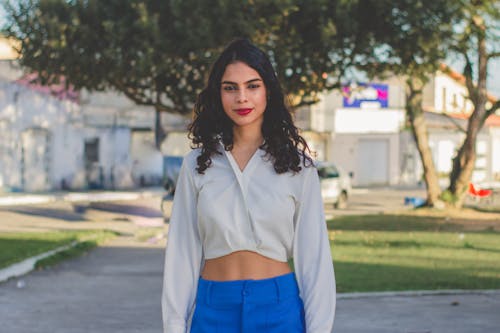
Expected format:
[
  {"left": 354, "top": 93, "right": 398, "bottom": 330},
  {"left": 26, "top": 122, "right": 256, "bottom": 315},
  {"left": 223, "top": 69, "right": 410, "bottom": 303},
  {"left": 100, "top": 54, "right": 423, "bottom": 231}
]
[
  {"left": 406, "top": 79, "right": 442, "bottom": 207},
  {"left": 448, "top": 133, "right": 478, "bottom": 208},
  {"left": 447, "top": 17, "right": 489, "bottom": 208},
  {"left": 154, "top": 107, "right": 166, "bottom": 149}
]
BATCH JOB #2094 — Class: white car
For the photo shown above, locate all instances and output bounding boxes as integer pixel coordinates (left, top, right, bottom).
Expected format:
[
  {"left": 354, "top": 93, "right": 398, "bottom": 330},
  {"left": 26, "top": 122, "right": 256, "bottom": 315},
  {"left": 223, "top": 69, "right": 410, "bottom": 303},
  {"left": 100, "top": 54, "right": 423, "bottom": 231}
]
[{"left": 317, "top": 162, "right": 352, "bottom": 209}]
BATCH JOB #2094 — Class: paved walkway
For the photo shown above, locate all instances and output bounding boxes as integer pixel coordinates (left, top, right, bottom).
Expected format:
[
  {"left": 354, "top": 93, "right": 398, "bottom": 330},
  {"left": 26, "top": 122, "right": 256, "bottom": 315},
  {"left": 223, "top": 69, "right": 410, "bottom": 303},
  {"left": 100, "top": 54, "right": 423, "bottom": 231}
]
[
  {"left": 0, "top": 187, "right": 164, "bottom": 207},
  {"left": 0, "top": 190, "right": 499, "bottom": 332},
  {"left": 1, "top": 237, "right": 499, "bottom": 333}
]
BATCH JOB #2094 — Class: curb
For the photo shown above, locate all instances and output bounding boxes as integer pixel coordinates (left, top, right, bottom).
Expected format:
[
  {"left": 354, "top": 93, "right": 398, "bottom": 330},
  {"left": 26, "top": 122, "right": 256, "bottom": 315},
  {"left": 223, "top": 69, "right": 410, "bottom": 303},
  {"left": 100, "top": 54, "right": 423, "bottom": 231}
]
[
  {"left": 0, "top": 241, "right": 78, "bottom": 283},
  {"left": 337, "top": 289, "right": 500, "bottom": 299},
  {"left": 0, "top": 188, "right": 164, "bottom": 207}
]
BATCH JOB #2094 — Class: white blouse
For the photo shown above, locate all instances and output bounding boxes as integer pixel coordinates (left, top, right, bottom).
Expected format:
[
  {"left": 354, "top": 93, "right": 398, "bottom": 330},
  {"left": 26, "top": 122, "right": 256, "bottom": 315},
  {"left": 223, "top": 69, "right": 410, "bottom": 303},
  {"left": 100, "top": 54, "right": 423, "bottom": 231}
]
[{"left": 162, "top": 143, "right": 336, "bottom": 333}]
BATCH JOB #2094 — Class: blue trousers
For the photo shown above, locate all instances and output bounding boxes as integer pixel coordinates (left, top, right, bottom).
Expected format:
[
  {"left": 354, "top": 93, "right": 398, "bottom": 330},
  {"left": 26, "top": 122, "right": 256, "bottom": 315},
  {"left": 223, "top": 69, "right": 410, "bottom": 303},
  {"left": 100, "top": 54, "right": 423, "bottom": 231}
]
[{"left": 190, "top": 272, "right": 305, "bottom": 333}]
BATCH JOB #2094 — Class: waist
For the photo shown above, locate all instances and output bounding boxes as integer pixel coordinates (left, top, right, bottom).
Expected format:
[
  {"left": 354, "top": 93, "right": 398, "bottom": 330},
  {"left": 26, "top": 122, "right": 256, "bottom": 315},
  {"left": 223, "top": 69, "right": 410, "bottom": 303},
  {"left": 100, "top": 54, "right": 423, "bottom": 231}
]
[
  {"left": 196, "top": 272, "right": 300, "bottom": 306},
  {"left": 201, "top": 250, "right": 291, "bottom": 281}
]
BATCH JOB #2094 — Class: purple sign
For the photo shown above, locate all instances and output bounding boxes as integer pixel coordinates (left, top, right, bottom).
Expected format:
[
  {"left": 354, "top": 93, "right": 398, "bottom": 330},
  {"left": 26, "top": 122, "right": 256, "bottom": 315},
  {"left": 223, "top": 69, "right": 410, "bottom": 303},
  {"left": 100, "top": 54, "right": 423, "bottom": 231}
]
[{"left": 342, "top": 82, "right": 388, "bottom": 108}]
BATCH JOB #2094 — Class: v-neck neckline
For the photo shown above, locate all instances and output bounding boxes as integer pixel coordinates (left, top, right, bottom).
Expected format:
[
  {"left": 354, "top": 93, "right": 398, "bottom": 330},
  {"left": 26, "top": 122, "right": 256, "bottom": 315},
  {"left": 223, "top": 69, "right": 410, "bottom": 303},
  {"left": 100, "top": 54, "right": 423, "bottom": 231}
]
[{"left": 224, "top": 145, "right": 262, "bottom": 175}]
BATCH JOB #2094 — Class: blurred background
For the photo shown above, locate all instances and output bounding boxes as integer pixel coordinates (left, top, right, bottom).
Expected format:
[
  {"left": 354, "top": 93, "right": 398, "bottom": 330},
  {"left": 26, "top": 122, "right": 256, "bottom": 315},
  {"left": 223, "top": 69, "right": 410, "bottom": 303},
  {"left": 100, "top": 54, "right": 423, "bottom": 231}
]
[{"left": 0, "top": 2, "right": 499, "bottom": 333}]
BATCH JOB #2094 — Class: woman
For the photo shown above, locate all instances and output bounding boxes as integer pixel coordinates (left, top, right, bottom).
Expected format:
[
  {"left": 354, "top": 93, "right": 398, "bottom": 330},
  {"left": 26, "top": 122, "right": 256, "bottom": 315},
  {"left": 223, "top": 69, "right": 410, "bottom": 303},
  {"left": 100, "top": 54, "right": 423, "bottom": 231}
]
[{"left": 162, "top": 38, "right": 335, "bottom": 333}]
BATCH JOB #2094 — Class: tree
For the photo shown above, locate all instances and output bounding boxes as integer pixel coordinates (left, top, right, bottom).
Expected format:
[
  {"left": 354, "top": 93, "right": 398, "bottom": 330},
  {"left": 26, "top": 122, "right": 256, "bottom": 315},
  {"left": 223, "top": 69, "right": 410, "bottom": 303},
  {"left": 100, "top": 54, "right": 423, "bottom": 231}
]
[
  {"left": 445, "top": 0, "right": 500, "bottom": 207},
  {"left": 3, "top": 0, "right": 236, "bottom": 146},
  {"left": 3, "top": 0, "right": 358, "bottom": 147},
  {"left": 352, "top": 0, "right": 463, "bottom": 207}
]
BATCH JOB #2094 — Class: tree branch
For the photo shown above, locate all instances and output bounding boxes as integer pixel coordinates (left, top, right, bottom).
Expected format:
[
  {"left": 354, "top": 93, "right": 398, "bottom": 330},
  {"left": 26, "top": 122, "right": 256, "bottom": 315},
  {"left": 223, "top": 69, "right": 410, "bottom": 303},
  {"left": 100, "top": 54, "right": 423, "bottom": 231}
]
[
  {"left": 488, "top": 51, "right": 500, "bottom": 59},
  {"left": 441, "top": 113, "right": 467, "bottom": 134},
  {"left": 486, "top": 100, "right": 500, "bottom": 117},
  {"left": 462, "top": 52, "right": 477, "bottom": 104}
]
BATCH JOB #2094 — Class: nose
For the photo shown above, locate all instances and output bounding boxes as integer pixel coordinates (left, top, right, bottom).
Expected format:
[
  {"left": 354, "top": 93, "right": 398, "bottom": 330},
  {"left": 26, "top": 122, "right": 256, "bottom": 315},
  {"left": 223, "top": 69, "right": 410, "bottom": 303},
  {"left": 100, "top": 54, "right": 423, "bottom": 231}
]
[{"left": 237, "top": 88, "right": 248, "bottom": 103}]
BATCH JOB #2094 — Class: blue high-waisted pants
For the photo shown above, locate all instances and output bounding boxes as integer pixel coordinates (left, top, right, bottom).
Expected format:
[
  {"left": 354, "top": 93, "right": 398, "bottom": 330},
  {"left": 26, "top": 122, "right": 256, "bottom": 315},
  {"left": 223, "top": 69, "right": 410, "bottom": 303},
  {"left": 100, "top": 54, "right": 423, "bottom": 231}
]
[{"left": 189, "top": 272, "right": 305, "bottom": 333}]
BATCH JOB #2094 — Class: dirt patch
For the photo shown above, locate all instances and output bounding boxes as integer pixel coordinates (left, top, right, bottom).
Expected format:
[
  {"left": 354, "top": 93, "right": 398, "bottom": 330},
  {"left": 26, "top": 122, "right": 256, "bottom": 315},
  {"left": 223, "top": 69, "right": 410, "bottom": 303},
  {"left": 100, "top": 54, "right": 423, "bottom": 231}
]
[{"left": 386, "top": 207, "right": 500, "bottom": 231}]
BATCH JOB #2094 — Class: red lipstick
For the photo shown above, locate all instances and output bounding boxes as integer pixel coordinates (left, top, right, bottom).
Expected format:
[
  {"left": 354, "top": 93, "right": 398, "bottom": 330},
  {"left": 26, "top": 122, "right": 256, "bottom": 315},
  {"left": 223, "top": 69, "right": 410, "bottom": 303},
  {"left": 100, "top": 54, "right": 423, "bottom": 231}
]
[{"left": 235, "top": 108, "right": 253, "bottom": 116}]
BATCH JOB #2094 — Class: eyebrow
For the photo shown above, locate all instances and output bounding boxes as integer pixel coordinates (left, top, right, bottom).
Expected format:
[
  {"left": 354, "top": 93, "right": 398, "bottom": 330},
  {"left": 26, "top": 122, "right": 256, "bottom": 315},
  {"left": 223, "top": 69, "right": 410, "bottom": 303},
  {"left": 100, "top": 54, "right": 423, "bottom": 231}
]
[{"left": 221, "top": 78, "right": 263, "bottom": 85}]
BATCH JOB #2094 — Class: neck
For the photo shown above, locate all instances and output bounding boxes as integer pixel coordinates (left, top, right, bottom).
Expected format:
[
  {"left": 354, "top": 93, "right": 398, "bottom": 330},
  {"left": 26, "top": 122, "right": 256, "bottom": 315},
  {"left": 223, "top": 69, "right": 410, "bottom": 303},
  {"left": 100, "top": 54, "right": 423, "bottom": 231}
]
[{"left": 232, "top": 125, "right": 264, "bottom": 149}]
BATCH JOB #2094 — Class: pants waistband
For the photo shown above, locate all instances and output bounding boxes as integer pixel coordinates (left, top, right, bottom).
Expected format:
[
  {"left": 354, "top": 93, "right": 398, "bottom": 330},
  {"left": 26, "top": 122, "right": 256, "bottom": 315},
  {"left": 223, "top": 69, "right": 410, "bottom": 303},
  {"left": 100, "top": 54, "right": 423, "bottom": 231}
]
[{"left": 196, "top": 272, "right": 300, "bottom": 306}]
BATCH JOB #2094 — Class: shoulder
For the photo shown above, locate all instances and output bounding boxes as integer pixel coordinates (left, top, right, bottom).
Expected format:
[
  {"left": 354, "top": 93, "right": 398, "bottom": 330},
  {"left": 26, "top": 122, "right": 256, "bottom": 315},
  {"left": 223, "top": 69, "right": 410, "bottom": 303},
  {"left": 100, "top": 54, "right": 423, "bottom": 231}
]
[
  {"left": 180, "top": 148, "right": 202, "bottom": 174},
  {"left": 285, "top": 158, "right": 318, "bottom": 193},
  {"left": 296, "top": 149, "right": 317, "bottom": 176},
  {"left": 297, "top": 163, "right": 318, "bottom": 182},
  {"left": 183, "top": 148, "right": 202, "bottom": 164}
]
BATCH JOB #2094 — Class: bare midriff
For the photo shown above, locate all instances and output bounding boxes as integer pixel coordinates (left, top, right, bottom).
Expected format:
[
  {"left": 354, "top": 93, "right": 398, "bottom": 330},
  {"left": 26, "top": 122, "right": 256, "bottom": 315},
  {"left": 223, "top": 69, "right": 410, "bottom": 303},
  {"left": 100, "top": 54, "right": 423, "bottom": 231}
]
[{"left": 201, "top": 250, "right": 292, "bottom": 281}]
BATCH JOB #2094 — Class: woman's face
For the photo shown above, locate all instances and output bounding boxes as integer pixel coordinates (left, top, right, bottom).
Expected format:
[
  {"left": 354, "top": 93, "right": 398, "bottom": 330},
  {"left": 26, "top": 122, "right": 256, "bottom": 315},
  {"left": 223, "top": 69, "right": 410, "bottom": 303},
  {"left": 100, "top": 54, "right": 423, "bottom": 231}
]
[{"left": 220, "top": 61, "right": 267, "bottom": 130}]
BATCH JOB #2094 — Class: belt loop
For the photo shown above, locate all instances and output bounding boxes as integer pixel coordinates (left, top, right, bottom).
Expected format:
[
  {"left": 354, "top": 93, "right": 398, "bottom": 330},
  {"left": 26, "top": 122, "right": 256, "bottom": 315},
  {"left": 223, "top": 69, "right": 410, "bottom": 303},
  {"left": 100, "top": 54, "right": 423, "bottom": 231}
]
[
  {"left": 206, "top": 281, "right": 212, "bottom": 306},
  {"left": 273, "top": 278, "right": 281, "bottom": 303}
]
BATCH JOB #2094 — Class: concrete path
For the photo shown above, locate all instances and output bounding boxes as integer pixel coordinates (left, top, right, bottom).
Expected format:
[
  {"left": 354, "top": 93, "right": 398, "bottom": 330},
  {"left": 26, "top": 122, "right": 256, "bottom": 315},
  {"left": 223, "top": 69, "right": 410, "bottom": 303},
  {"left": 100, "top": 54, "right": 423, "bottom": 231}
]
[
  {"left": 0, "top": 187, "right": 164, "bottom": 207},
  {"left": 336, "top": 291, "right": 500, "bottom": 333},
  {"left": 1, "top": 237, "right": 499, "bottom": 333},
  {"left": 0, "top": 239, "right": 165, "bottom": 333},
  {"left": 1, "top": 189, "right": 499, "bottom": 332}
]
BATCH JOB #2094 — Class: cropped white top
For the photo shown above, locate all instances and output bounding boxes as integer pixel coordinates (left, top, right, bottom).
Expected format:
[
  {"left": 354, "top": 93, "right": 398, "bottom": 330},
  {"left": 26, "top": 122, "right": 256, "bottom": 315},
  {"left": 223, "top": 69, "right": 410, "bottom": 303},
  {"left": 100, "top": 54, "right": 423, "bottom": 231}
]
[{"left": 162, "top": 143, "right": 336, "bottom": 333}]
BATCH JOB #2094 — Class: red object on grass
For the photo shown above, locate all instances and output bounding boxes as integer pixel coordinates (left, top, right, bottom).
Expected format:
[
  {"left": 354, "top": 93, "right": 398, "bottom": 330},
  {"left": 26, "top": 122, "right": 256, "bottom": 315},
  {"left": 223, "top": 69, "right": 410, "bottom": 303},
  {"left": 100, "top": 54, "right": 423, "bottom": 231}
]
[{"left": 468, "top": 183, "right": 493, "bottom": 198}]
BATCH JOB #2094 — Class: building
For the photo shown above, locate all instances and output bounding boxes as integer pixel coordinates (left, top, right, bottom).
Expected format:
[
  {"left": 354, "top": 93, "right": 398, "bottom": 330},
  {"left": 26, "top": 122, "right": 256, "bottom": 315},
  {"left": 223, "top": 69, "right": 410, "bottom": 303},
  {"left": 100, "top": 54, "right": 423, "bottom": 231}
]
[
  {"left": 301, "top": 66, "right": 500, "bottom": 187},
  {"left": 0, "top": 37, "right": 190, "bottom": 192}
]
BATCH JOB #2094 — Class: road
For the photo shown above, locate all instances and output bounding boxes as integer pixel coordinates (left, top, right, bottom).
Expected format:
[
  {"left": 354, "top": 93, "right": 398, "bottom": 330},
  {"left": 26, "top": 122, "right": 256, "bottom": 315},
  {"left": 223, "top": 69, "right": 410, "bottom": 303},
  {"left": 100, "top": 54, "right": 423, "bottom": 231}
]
[
  {"left": 324, "top": 187, "right": 427, "bottom": 218},
  {"left": 1, "top": 188, "right": 499, "bottom": 333}
]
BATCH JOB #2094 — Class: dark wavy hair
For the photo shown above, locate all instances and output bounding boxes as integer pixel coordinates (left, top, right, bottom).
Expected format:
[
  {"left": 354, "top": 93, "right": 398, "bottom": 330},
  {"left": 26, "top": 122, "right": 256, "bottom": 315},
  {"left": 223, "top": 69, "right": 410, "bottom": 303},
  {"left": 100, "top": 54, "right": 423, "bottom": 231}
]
[{"left": 189, "top": 38, "right": 313, "bottom": 174}]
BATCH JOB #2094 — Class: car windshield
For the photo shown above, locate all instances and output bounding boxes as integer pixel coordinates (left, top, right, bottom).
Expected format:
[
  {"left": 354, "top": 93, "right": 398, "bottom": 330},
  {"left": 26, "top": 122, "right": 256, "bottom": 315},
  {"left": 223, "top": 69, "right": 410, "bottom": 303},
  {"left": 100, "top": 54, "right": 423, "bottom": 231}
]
[{"left": 318, "top": 165, "right": 339, "bottom": 179}]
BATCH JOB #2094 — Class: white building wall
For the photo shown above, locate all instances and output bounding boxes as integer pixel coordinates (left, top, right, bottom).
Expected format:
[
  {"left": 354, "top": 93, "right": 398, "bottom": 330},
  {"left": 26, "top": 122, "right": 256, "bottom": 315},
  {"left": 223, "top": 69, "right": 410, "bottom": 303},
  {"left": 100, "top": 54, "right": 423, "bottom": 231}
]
[
  {"left": 427, "top": 129, "right": 493, "bottom": 187},
  {"left": 79, "top": 126, "right": 134, "bottom": 189},
  {"left": 422, "top": 77, "right": 435, "bottom": 110},
  {"left": 491, "top": 128, "right": 500, "bottom": 182},
  {"left": 80, "top": 89, "right": 189, "bottom": 131},
  {"left": 310, "top": 90, "right": 341, "bottom": 132},
  {"left": 474, "top": 136, "right": 489, "bottom": 183},
  {"left": 433, "top": 73, "right": 474, "bottom": 114},
  {"left": 399, "top": 130, "right": 423, "bottom": 185},
  {"left": 0, "top": 81, "right": 85, "bottom": 191},
  {"left": 427, "top": 131, "right": 462, "bottom": 188},
  {"left": 331, "top": 132, "right": 400, "bottom": 186},
  {"left": 312, "top": 86, "right": 406, "bottom": 186},
  {"left": 0, "top": 80, "right": 141, "bottom": 191},
  {"left": 334, "top": 108, "right": 405, "bottom": 133},
  {"left": 130, "top": 131, "right": 163, "bottom": 186}
]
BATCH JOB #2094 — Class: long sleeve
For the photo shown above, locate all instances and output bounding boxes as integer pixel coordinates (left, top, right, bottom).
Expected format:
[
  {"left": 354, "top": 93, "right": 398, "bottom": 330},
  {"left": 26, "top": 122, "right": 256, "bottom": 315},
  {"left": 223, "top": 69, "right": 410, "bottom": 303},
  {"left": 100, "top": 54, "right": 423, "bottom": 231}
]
[
  {"left": 293, "top": 165, "right": 336, "bottom": 333},
  {"left": 162, "top": 157, "right": 203, "bottom": 333}
]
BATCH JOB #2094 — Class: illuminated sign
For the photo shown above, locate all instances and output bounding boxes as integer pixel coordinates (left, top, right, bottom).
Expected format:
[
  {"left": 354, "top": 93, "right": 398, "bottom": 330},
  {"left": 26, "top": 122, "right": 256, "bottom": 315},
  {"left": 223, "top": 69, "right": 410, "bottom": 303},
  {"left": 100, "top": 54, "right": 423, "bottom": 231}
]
[{"left": 342, "top": 82, "right": 388, "bottom": 108}]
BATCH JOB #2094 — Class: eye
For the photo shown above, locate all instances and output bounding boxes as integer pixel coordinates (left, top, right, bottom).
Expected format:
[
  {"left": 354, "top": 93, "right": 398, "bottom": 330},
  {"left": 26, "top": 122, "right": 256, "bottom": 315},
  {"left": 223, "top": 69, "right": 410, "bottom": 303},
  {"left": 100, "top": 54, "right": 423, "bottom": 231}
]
[
  {"left": 222, "top": 85, "right": 237, "bottom": 91},
  {"left": 248, "top": 83, "right": 261, "bottom": 89}
]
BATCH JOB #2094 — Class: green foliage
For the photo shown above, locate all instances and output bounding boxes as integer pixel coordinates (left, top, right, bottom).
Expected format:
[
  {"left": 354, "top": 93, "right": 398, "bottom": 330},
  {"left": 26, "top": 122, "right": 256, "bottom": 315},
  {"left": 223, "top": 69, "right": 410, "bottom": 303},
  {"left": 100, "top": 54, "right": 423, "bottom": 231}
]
[
  {"left": 1, "top": 0, "right": 361, "bottom": 113},
  {"left": 351, "top": 0, "right": 462, "bottom": 81},
  {"left": 440, "top": 189, "right": 459, "bottom": 204},
  {"left": 34, "top": 230, "right": 115, "bottom": 269},
  {"left": 0, "top": 230, "right": 116, "bottom": 269}
]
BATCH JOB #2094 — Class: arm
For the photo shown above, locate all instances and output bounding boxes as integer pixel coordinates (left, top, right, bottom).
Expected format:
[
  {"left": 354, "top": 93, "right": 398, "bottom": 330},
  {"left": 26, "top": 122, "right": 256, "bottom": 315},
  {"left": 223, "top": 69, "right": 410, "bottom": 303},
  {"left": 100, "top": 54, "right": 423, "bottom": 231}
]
[
  {"left": 162, "top": 157, "right": 203, "bottom": 333},
  {"left": 293, "top": 165, "right": 336, "bottom": 333}
]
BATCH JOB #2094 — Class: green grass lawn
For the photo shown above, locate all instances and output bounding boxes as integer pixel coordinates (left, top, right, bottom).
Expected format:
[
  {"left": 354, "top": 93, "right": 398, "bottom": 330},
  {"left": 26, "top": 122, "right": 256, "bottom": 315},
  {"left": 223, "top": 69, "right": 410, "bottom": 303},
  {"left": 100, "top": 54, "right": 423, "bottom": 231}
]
[
  {"left": 329, "top": 214, "right": 500, "bottom": 292},
  {"left": 3, "top": 213, "right": 499, "bottom": 293},
  {"left": 0, "top": 230, "right": 116, "bottom": 270}
]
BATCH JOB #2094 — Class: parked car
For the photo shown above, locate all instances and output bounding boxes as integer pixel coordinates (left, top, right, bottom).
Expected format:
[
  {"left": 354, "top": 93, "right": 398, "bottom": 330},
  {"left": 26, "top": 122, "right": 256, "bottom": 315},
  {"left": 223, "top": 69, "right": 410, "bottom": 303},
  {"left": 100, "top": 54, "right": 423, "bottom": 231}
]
[
  {"left": 317, "top": 162, "right": 352, "bottom": 209},
  {"left": 161, "top": 156, "right": 183, "bottom": 215},
  {"left": 163, "top": 156, "right": 183, "bottom": 191}
]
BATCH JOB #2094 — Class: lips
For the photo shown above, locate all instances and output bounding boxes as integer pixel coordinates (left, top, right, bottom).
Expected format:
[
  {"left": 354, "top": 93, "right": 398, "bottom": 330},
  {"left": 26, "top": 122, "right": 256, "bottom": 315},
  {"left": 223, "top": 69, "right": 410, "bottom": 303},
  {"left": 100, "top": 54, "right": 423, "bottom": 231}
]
[{"left": 235, "top": 108, "right": 253, "bottom": 116}]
